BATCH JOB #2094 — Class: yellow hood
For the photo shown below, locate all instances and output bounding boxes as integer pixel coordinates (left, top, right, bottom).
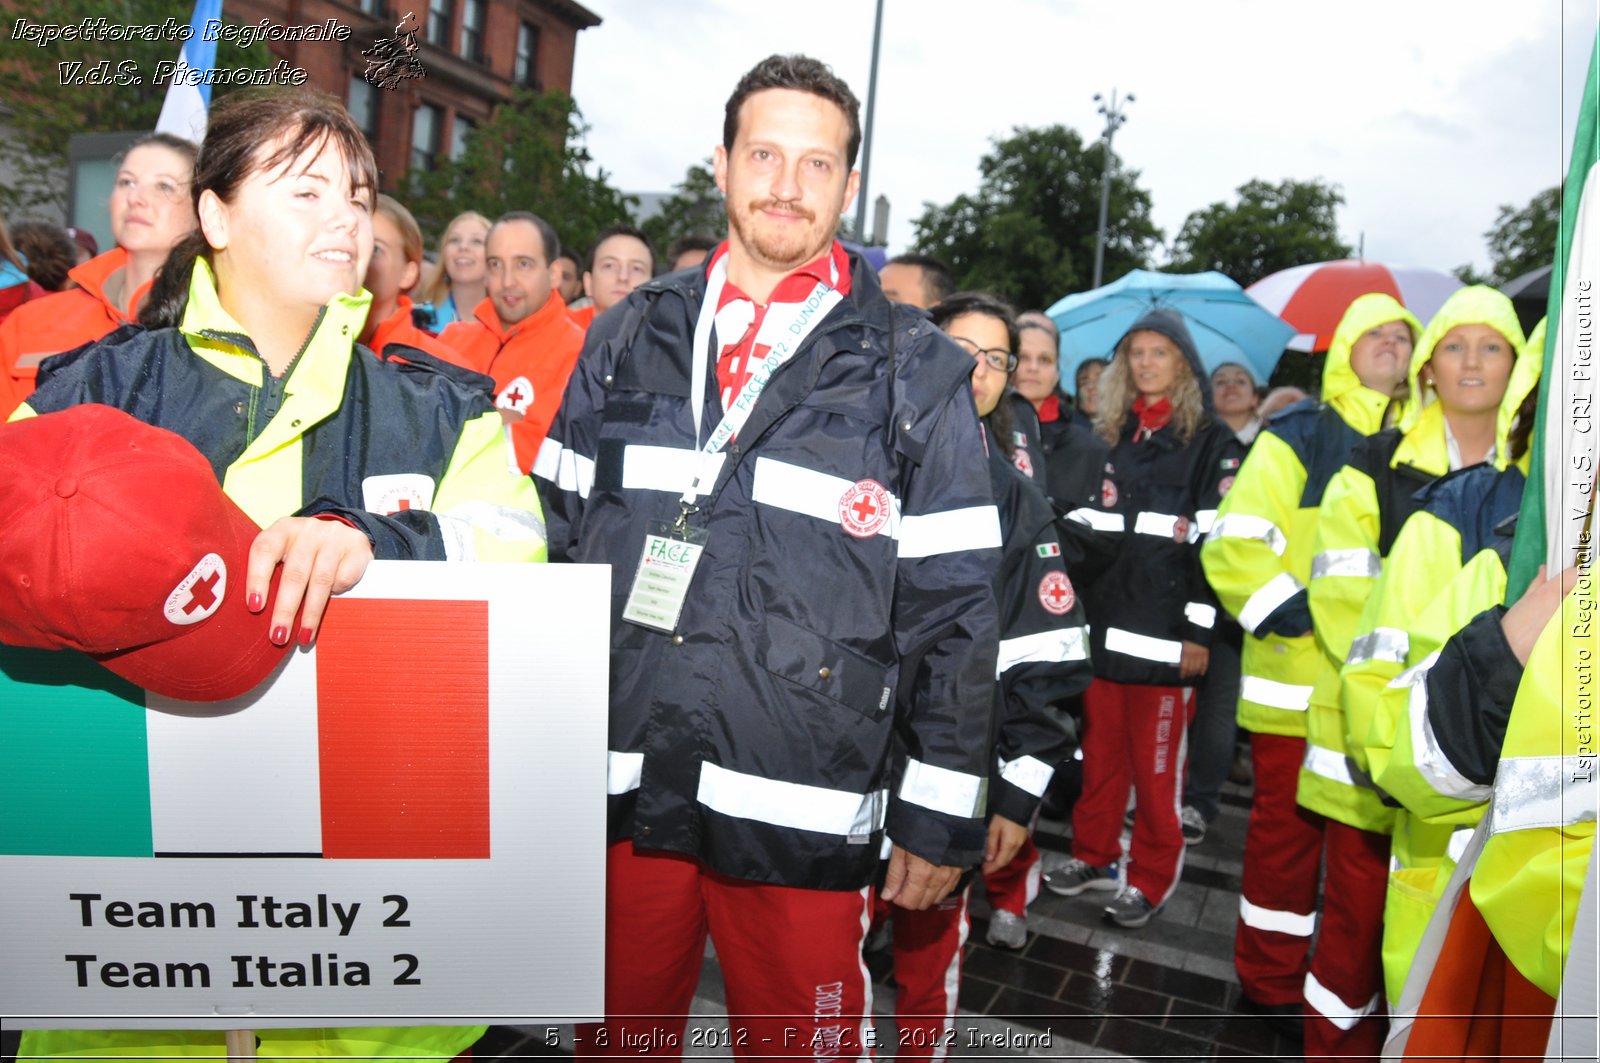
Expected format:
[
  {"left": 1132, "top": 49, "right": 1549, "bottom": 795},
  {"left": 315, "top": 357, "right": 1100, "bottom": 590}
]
[
  {"left": 1322, "top": 292, "right": 1422, "bottom": 433},
  {"left": 1399, "top": 286, "right": 1536, "bottom": 470}
]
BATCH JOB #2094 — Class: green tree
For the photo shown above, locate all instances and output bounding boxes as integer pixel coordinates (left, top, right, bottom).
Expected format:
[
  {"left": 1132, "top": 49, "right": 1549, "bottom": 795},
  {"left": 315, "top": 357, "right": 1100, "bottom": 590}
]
[
  {"left": 909, "top": 125, "right": 1161, "bottom": 310},
  {"left": 1167, "top": 178, "right": 1353, "bottom": 287},
  {"left": 640, "top": 158, "right": 725, "bottom": 258},
  {"left": 405, "top": 89, "right": 634, "bottom": 264},
  {"left": 1484, "top": 186, "right": 1559, "bottom": 285},
  {"left": 0, "top": 0, "right": 270, "bottom": 216}
]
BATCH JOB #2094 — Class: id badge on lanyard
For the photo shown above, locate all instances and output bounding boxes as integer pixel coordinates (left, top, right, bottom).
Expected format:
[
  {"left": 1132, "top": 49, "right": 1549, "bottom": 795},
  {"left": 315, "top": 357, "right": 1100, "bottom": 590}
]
[{"left": 620, "top": 251, "right": 844, "bottom": 634}]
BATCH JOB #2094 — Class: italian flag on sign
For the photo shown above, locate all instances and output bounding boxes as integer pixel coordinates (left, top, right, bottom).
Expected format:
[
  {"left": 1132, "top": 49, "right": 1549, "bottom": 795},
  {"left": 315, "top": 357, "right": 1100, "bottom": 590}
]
[{"left": 0, "top": 598, "right": 490, "bottom": 861}]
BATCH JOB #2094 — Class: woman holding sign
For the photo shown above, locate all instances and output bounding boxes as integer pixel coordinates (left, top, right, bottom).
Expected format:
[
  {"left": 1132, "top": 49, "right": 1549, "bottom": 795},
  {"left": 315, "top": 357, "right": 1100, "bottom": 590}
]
[{"left": 12, "top": 87, "right": 541, "bottom": 1060}]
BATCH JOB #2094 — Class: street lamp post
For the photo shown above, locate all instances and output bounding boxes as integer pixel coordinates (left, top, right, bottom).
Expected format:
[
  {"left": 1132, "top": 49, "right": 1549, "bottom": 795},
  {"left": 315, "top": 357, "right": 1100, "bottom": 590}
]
[
  {"left": 1092, "top": 88, "right": 1133, "bottom": 290},
  {"left": 853, "top": 0, "right": 885, "bottom": 244}
]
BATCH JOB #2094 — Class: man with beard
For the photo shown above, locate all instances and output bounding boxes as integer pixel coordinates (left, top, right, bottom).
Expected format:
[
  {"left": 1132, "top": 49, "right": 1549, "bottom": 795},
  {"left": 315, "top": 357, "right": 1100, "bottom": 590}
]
[{"left": 535, "top": 54, "right": 1000, "bottom": 1057}]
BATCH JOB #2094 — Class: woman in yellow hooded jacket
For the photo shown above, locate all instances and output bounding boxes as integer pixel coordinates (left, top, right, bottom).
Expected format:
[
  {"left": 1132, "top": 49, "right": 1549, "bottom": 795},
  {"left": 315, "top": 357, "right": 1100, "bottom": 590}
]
[
  {"left": 1200, "top": 293, "right": 1418, "bottom": 1020},
  {"left": 1299, "top": 286, "right": 1525, "bottom": 1056}
]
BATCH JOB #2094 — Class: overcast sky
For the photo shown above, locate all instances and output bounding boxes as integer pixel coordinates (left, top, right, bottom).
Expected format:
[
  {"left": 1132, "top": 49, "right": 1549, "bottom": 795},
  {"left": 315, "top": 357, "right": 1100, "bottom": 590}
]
[{"left": 571, "top": 0, "right": 1597, "bottom": 280}]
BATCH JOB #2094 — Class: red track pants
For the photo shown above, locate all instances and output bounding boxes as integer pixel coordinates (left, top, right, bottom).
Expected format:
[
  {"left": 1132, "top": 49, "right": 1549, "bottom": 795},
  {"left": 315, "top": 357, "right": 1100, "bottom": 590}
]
[
  {"left": 983, "top": 834, "right": 1040, "bottom": 917},
  {"left": 884, "top": 888, "right": 969, "bottom": 1062},
  {"left": 576, "top": 842, "right": 875, "bottom": 1060},
  {"left": 1071, "top": 680, "right": 1188, "bottom": 904},
  {"left": 1235, "top": 732, "right": 1323, "bottom": 1005},
  {"left": 1303, "top": 820, "right": 1390, "bottom": 1058}
]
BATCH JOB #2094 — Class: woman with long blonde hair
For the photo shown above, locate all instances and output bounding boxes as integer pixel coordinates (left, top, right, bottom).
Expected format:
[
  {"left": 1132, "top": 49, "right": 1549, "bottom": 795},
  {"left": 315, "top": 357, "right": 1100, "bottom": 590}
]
[
  {"left": 1044, "top": 308, "right": 1241, "bottom": 929},
  {"left": 413, "top": 209, "right": 490, "bottom": 332}
]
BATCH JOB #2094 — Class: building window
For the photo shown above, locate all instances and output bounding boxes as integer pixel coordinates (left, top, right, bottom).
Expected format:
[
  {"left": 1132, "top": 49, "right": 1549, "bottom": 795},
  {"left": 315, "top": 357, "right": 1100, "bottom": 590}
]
[
  {"left": 450, "top": 116, "right": 475, "bottom": 160},
  {"left": 459, "top": 0, "right": 485, "bottom": 62},
  {"left": 425, "top": 0, "right": 452, "bottom": 47},
  {"left": 514, "top": 22, "right": 540, "bottom": 86},
  {"left": 411, "top": 103, "right": 441, "bottom": 172},
  {"left": 349, "top": 76, "right": 377, "bottom": 137}
]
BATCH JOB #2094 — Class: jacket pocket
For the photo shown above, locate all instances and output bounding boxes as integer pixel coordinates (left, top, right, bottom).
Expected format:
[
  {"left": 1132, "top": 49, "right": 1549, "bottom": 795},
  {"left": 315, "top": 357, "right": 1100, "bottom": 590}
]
[{"left": 759, "top": 614, "right": 892, "bottom": 720}]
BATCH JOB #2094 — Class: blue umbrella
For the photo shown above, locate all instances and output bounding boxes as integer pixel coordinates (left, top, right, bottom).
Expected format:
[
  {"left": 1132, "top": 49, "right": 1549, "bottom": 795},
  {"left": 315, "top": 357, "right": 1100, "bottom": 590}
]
[{"left": 1046, "top": 269, "right": 1295, "bottom": 390}]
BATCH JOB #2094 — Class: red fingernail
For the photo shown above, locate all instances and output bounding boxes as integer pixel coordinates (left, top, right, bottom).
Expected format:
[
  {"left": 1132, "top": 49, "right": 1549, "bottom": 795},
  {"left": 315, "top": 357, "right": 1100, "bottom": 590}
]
[
  {"left": 270, "top": 626, "right": 289, "bottom": 646},
  {"left": 298, "top": 627, "right": 314, "bottom": 647},
  {"left": 247, "top": 592, "right": 263, "bottom": 611}
]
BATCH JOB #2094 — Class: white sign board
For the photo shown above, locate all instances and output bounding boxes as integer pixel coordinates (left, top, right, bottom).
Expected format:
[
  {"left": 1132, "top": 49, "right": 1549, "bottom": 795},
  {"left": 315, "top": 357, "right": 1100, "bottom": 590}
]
[{"left": 0, "top": 561, "right": 610, "bottom": 1028}]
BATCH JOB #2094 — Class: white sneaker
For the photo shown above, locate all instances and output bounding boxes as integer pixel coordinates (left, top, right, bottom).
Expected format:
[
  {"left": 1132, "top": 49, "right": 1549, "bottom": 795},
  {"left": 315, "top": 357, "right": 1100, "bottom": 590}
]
[
  {"left": 985, "top": 909, "right": 1027, "bottom": 949},
  {"left": 1180, "top": 805, "right": 1207, "bottom": 845}
]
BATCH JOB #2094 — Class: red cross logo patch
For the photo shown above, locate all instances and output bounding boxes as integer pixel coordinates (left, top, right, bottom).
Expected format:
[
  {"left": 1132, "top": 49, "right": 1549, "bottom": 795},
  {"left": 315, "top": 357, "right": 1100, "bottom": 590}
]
[
  {"left": 1172, "top": 515, "right": 1194, "bottom": 544},
  {"left": 1038, "top": 571, "right": 1075, "bottom": 615},
  {"left": 839, "top": 479, "right": 892, "bottom": 538},
  {"left": 1218, "top": 475, "right": 1236, "bottom": 497},
  {"left": 1012, "top": 448, "right": 1034, "bottom": 479},
  {"left": 496, "top": 375, "right": 534, "bottom": 417},
  {"left": 162, "top": 553, "right": 227, "bottom": 626},
  {"left": 1101, "top": 478, "right": 1119, "bottom": 508}
]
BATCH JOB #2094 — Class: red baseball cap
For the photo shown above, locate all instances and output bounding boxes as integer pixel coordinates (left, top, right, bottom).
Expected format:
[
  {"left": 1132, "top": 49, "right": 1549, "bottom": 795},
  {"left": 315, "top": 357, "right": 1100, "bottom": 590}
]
[{"left": 0, "top": 405, "right": 291, "bottom": 701}]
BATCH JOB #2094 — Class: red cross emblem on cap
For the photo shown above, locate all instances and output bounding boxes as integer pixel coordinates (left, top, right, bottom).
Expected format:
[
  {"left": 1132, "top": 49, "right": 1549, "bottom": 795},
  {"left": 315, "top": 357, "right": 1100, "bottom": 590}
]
[
  {"left": 839, "top": 479, "right": 892, "bottom": 538},
  {"left": 163, "top": 553, "right": 227, "bottom": 626},
  {"left": 1038, "top": 571, "right": 1075, "bottom": 615}
]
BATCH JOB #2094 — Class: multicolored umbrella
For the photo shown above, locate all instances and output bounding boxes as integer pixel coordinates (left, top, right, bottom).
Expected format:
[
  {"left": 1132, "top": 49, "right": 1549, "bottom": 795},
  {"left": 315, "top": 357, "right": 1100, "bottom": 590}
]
[{"left": 1247, "top": 260, "right": 1464, "bottom": 352}]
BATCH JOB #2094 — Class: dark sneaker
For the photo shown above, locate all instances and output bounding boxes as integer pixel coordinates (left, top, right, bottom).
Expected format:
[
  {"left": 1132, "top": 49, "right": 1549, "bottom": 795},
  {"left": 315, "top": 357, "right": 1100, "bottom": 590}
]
[
  {"left": 1180, "top": 805, "right": 1207, "bottom": 845},
  {"left": 1043, "top": 857, "right": 1120, "bottom": 897},
  {"left": 985, "top": 909, "right": 1027, "bottom": 949},
  {"left": 1103, "top": 885, "right": 1160, "bottom": 928}
]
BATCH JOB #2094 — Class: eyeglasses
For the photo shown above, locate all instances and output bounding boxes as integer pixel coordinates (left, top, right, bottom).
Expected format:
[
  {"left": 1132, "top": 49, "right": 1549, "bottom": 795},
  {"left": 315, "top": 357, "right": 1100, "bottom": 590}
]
[{"left": 950, "top": 335, "right": 1018, "bottom": 373}]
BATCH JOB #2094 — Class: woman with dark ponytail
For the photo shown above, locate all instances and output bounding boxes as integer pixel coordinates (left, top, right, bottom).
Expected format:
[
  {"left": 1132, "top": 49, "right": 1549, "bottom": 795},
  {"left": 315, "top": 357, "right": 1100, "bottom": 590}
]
[{"left": 11, "top": 89, "right": 544, "bottom": 1061}]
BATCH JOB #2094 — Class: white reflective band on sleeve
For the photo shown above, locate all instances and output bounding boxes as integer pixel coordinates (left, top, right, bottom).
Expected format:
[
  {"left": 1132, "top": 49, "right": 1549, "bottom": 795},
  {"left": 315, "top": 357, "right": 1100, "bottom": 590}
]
[
  {"left": 899, "top": 758, "right": 985, "bottom": 818},
  {"left": 697, "top": 761, "right": 887, "bottom": 836},
  {"left": 608, "top": 750, "right": 643, "bottom": 795},
  {"left": 1103, "top": 627, "right": 1183, "bottom": 665},
  {"left": 1134, "top": 511, "right": 1184, "bottom": 539},
  {"left": 1238, "top": 895, "right": 1316, "bottom": 936},
  {"left": 1303, "top": 743, "right": 1356, "bottom": 787},
  {"left": 1303, "top": 971, "right": 1380, "bottom": 1030},
  {"left": 1185, "top": 602, "right": 1217, "bottom": 628},
  {"left": 995, "top": 627, "right": 1089, "bottom": 677},
  {"left": 998, "top": 754, "right": 1055, "bottom": 798},
  {"left": 899, "top": 505, "right": 1003, "bottom": 558},
  {"left": 1409, "top": 655, "right": 1491, "bottom": 802},
  {"left": 751, "top": 455, "right": 900, "bottom": 532},
  {"left": 1347, "top": 627, "right": 1409, "bottom": 666},
  {"left": 1447, "top": 826, "right": 1473, "bottom": 864},
  {"left": 1237, "top": 571, "right": 1304, "bottom": 634},
  {"left": 1067, "top": 507, "right": 1125, "bottom": 532},
  {"left": 435, "top": 514, "right": 477, "bottom": 562},
  {"left": 1240, "top": 674, "right": 1313, "bottom": 712},
  {"left": 623, "top": 445, "right": 726, "bottom": 496},
  {"left": 1208, "top": 513, "right": 1288, "bottom": 555},
  {"left": 1489, "top": 756, "right": 1600, "bottom": 835},
  {"left": 532, "top": 437, "right": 596, "bottom": 499},
  {"left": 1195, "top": 509, "right": 1217, "bottom": 534},
  {"left": 1310, "top": 548, "right": 1382, "bottom": 580}
]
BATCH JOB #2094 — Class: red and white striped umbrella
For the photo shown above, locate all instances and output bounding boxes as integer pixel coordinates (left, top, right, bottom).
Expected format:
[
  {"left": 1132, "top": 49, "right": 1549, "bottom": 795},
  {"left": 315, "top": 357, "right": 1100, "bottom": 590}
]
[{"left": 1246, "top": 260, "right": 1464, "bottom": 352}]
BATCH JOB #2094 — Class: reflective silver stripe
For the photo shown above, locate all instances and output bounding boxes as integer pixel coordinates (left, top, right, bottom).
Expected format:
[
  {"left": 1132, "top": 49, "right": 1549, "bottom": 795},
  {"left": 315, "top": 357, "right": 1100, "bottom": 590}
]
[
  {"left": 1067, "top": 507, "right": 1125, "bottom": 532},
  {"left": 1489, "top": 756, "right": 1600, "bottom": 835},
  {"left": 750, "top": 456, "right": 898, "bottom": 532},
  {"left": 899, "top": 505, "right": 1003, "bottom": 558},
  {"left": 1408, "top": 653, "right": 1491, "bottom": 802},
  {"left": 435, "top": 514, "right": 477, "bottom": 561},
  {"left": 1347, "top": 626, "right": 1409, "bottom": 666},
  {"left": 1103, "top": 626, "right": 1183, "bottom": 665},
  {"left": 1447, "top": 826, "right": 1473, "bottom": 863},
  {"left": 1310, "top": 547, "right": 1382, "bottom": 580},
  {"left": 532, "top": 436, "right": 595, "bottom": 498},
  {"left": 608, "top": 751, "right": 643, "bottom": 795},
  {"left": 439, "top": 500, "right": 547, "bottom": 547},
  {"left": 697, "top": 761, "right": 887, "bottom": 836},
  {"left": 1238, "top": 895, "right": 1316, "bottom": 936},
  {"left": 1237, "top": 571, "right": 1303, "bottom": 633},
  {"left": 1240, "top": 674, "right": 1312, "bottom": 712},
  {"left": 1303, "top": 743, "right": 1356, "bottom": 786},
  {"left": 995, "top": 627, "right": 1088, "bottom": 677},
  {"left": 1207, "top": 512, "right": 1288, "bottom": 555},
  {"left": 900, "top": 758, "right": 985, "bottom": 818},
  {"left": 1195, "top": 509, "right": 1218, "bottom": 535},
  {"left": 998, "top": 754, "right": 1055, "bottom": 798},
  {"left": 622, "top": 445, "right": 725, "bottom": 496},
  {"left": 1185, "top": 602, "right": 1217, "bottom": 629},
  {"left": 1134, "top": 510, "right": 1185, "bottom": 539},
  {"left": 1303, "top": 971, "right": 1380, "bottom": 1030}
]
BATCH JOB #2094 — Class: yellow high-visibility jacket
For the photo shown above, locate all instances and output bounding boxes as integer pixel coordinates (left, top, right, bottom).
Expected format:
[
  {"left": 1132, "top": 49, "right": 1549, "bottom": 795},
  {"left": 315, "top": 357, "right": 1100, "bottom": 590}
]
[{"left": 1202, "top": 293, "right": 1419, "bottom": 736}]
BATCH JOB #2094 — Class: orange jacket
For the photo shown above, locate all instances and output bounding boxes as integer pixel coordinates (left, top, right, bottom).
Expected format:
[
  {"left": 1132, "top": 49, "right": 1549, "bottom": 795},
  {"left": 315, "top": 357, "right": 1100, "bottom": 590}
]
[
  {"left": 0, "top": 249, "right": 147, "bottom": 417},
  {"left": 438, "top": 292, "right": 584, "bottom": 473},
  {"left": 361, "top": 294, "right": 457, "bottom": 362},
  {"left": 568, "top": 302, "right": 598, "bottom": 331}
]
